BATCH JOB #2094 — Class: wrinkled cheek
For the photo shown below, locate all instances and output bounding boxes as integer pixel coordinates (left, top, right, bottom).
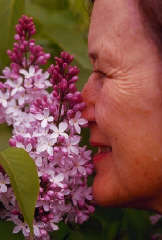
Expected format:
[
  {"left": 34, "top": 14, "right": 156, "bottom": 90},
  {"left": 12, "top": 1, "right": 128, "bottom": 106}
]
[
  {"left": 114, "top": 148, "right": 162, "bottom": 200},
  {"left": 95, "top": 100, "right": 118, "bottom": 138}
]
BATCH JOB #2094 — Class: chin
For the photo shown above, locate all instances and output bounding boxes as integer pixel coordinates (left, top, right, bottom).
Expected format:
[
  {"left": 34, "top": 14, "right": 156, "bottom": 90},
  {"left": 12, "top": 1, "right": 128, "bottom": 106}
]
[
  {"left": 92, "top": 175, "right": 127, "bottom": 207},
  {"left": 92, "top": 175, "right": 156, "bottom": 211}
]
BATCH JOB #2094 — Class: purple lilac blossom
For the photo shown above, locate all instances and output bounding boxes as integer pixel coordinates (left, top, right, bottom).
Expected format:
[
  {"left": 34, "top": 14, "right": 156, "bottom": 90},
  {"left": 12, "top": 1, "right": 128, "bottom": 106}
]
[{"left": 0, "top": 15, "right": 94, "bottom": 239}]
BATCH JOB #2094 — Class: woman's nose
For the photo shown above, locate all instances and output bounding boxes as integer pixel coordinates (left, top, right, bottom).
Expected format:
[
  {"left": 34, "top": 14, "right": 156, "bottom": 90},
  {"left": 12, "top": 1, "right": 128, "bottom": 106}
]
[{"left": 81, "top": 78, "right": 96, "bottom": 122}]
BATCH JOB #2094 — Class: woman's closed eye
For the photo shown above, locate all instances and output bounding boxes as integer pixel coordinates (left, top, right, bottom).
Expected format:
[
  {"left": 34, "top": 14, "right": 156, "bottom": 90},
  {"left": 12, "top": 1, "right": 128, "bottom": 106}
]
[{"left": 92, "top": 70, "right": 107, "bottom": 79}]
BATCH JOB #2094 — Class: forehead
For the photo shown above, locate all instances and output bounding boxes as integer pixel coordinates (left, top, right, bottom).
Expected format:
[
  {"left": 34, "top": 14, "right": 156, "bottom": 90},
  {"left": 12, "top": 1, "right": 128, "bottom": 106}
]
[{"left": 88, "top": 0, "right": 144, "bottom": 64}]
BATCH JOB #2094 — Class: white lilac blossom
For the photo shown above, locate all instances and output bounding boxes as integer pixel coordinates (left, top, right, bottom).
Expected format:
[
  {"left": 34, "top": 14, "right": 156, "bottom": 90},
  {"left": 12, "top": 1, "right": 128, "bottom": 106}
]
[
  {"left": 69, "top": 111, "right": 87, "bottom": 134},
  {"left": 0, "top": 15, "right": 94, "bottom": 239},
  {"left": 35, "top": 109, "right": 54, "bottom": 128}
]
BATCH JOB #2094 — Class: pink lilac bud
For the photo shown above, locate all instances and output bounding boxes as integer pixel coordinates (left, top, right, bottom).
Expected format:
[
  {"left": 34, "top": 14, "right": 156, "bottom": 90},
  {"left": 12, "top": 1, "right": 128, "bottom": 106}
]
[
  {"left": 68, "top": 66, "right": 80, "bottom": 76},
  {"left": 16, "top": 135, "right": 24, "bottom": 142},
  {"left": 69, "top": 76, "right": 78, "bottom": 84},
  {"left": 9, "top": 139, "right": 16, "bottom": 147},
  {"left": 86, "top": 167, "right": 93, "bottom": 175},
  {"left": 61, "top": 51, "right": 74, "bottom": 64},
  {"left": 88, "top": 206, "right": 95, "bottom": 214},
  {"left": 14, "top": 34, "right": 20, "bottom": 41},
  {"left": 16, "top": 15, "right": 36, "bottom": 38},
  {"left": 7, "top": 15, "right": 50, "bottom": 67},
  {"left": 73, "top": 91, "right": 82, "bottom": 102},
  {"left": 67, "top": 109, "right": 74, "bottom": 119},
  {"left": 73, "top": 103, "right": 83, "bottom": 112},
  {"left": 69, "top": 83, "right": 77, "bottom": 92},
  {"left": 78, "top": 102, "right": 86, "bottom": 111},
  {"left": 42, "top": 174, "right": 49, "bottom": 183},
  {"left": 65, "top": 93, "right": 74, "bottom": 101},
  {"left": 60, "top": 78, "right": 68, "bottom": 90}
]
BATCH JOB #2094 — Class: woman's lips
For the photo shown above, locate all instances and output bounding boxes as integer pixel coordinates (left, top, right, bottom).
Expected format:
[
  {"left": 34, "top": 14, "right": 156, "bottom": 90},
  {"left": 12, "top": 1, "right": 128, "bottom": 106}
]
[
  {"left": 90, "top": 142, "right": 112, "bottom": 163},
  {"left": 93, "top": 151, "right": 112, "bottom": 163}
]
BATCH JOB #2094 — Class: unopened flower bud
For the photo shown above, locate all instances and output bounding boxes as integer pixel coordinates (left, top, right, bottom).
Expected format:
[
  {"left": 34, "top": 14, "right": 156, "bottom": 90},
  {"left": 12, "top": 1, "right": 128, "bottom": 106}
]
[
  {"left": 69, "top": 76, "right": 78, "bottom": 84},
  {"left": 69, "top": 83, "right": 77, "bottom": 92},
  {"left": 60, "top": 78, "right": 67, "bottom": 90},
  {"left": 9, "top": 139, "right": 16, "bottom": 147},
  {"left": 42, "top": 174, "right": 48, "bottom": 182},
  {"left": 67, "top": 109, "right": 74, "bottom": 119},
  {"left": 88, "top": 206, "right": 95, "bottom": 214},
  {"left": 14, "top": 34, "right": 20, "bottom": 41}
]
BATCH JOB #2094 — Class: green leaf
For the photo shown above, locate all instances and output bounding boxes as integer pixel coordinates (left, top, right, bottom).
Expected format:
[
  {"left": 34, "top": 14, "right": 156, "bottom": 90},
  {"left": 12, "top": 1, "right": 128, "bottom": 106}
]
[
  {"left": 69, "top": 231, "right": 85, "bottom": 240},
  {"left": 0, "top": 124, "right": 12, "bottom": 151},
  {"left": 50, "top": 222, "right": 71, "bottom": 240},
  {"left": 123, "top": 209, "right": 151, "bottom": 240},
  {"left": 0, "top": 220, "right": 24, "bottom": 239},
  {"left": 32, "top": 0, "right": 69, "bottom": 11},
  {"left": 0, "top": 147, "right": 39, "bottom": 234},
  {"left": 94, "top": 207, "right": 124, "bottom": 239},
  {"left": 0, "top": 0, "right": 25, "bottom": 70},
  {"left": 78, "top": 218, "right": 104, "bottom": 240},
  {"left": 26, "top": 2, "right": 92, "bottom": 70}
]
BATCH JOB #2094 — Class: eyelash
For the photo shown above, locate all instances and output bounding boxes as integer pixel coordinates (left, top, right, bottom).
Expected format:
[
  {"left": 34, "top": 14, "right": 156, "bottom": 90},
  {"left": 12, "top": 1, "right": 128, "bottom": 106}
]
[{"left": 93, "top": 70, "right": 107, "bottom": 79}]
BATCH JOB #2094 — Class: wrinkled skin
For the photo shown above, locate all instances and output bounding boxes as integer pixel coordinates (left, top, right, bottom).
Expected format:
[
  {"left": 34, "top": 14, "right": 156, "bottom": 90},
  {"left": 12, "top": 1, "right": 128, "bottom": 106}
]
[{"left": 81, "top": 0, "right": 162, "bottom": 212}]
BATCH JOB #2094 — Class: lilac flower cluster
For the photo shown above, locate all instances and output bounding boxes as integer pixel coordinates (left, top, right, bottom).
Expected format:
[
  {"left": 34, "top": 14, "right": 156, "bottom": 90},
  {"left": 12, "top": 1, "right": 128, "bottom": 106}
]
[{"left": 0, "top": 15, "right": 94, "bottom": 239}]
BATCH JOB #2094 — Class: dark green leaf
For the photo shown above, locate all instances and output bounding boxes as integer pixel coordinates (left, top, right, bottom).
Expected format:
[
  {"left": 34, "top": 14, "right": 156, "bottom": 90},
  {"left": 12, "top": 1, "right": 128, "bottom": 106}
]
[
  {"left": 26, "top": 2, "right": 91, "bottom": 71},
  {"left": 0, "top": 220, "right": 24, "bottom": 239},
  {"left": 0, "top": 124, "right": 12, "bottom": 151},
  {"left": 0, "top": 147, "right": 39, "bottom": 234},
  {"left": 0, "top": 0, "right": 25, "bottom": 70},
  {"left": 79, "top": 217, "right": 103, "bottom": 240},
  {"left": 69, "top": 231, "right": 85, "bottom": 240},
  {"left": 94, "top": 207, "right": 124, "bottom": 240},
  {"left": 50, "top": 222, "right": 71, "bottom": 240},
  {"left": 123, "top": 209, "right": 151, "bottom": 240}
]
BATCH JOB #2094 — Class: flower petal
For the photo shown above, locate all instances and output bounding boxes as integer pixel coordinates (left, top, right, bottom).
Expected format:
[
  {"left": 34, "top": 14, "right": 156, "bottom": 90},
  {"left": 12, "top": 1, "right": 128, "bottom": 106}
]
[
  {"left": 59, "top": 122, "right": 68, "bottom": 132},
  {"left": 41, "top": 119, "right": 48, "bottom": 128}
]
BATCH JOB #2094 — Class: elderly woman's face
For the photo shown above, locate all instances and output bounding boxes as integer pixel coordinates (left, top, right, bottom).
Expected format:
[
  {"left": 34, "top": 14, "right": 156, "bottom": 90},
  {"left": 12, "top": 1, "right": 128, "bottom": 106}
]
[{"left": 82, "top": 0, "right": 162, "bottom": 211}]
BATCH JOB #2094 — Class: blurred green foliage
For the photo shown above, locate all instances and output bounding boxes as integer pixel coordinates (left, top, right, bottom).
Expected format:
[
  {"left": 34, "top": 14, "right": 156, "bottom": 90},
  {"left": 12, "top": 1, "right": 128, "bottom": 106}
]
[{"left": 0, "top": 0, "right": 157, "bottom": 239}]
